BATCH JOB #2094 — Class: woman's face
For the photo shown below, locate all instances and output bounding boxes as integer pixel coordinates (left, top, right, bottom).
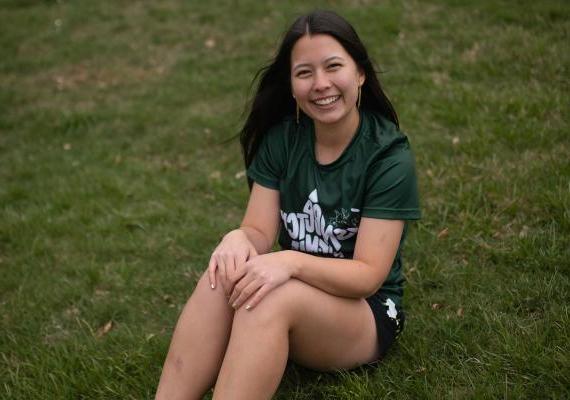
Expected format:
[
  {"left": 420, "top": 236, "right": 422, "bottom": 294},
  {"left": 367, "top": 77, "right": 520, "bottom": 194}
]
[{"left": 290, "top": 34, "right": 364, "bottom": 128}]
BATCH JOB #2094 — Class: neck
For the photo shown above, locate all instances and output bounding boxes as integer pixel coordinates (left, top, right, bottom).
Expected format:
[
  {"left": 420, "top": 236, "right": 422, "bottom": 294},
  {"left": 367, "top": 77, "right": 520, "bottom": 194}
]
[{"left": 314, "top": 108, "right": 360, "bottom": 150}]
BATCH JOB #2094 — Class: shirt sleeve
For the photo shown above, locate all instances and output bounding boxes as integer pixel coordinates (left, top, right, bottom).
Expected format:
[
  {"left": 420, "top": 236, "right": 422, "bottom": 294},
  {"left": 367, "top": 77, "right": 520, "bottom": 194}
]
[
  {"left": 362, "top": 142, "right": 421, "bottom": 220},
  {"left": 246, "top": 123, "right": 288, "bottom": 190}
]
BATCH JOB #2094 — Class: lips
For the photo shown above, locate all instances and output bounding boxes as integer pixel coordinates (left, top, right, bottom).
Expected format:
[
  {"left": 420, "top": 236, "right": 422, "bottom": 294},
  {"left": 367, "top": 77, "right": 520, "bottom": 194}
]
[{"left": 311, "top": 95, "right": 341, "bottom": 106}]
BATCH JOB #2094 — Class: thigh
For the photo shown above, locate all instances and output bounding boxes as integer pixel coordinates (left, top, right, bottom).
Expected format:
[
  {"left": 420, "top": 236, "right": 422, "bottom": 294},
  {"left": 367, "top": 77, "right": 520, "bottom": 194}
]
[{"left": 275, "top": 280, "right": 380, "bottom": 371}]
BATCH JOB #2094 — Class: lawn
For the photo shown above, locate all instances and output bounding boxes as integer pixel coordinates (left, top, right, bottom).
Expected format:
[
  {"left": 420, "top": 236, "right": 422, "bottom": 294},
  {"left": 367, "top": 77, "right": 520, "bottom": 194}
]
[{"left": 1, "top": 0, "right": 568, "bottom": 399}]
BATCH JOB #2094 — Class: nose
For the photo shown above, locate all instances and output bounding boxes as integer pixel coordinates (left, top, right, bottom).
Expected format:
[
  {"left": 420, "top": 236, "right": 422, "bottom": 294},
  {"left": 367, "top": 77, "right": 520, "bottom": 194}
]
[{"left": 313, "top": 69, "right": 331, "bottom": 91}]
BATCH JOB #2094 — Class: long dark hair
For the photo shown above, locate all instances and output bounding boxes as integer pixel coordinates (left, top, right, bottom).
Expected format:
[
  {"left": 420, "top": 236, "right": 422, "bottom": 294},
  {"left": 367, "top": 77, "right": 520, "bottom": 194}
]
[{"left": 240, "top": 10, "right": 399, "bottom": 184}]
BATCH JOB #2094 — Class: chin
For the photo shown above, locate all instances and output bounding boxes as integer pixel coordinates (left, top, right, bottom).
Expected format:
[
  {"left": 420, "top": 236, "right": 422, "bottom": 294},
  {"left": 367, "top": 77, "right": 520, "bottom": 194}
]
[{"left": 309, "top": 109, "right": 351, "bottom": 126}]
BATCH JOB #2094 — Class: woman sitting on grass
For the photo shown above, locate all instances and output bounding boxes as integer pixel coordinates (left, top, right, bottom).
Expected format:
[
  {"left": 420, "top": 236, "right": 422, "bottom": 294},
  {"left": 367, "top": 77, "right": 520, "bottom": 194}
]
[{"left": 156, "top": 9, "right": 420, "bottom": 400}]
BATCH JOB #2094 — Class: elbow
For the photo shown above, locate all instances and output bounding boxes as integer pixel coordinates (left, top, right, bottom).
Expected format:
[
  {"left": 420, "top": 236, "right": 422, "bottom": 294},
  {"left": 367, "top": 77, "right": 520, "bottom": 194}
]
[
  {"left": 334, "top": 278, "right": 379, "bottom": 299},
  {"left": 360, "top": 285, "right": 381, "bottom": 299},
  {"left": 359, "top": 265, "right": 389, "bottom": 298}
]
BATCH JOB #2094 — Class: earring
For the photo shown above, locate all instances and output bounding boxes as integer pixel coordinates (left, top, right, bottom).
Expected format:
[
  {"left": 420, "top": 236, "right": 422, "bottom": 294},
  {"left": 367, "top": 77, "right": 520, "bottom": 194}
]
[
  {"left": 357, "top": 85, "right": 362, "bottom": 109},
  {"left": 296, "top": 101, "right": 300, "bottom": 124}
]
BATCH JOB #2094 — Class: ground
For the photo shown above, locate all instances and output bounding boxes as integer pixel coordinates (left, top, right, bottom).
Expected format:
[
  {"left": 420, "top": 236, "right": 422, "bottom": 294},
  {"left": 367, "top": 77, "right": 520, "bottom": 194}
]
[{"left": 0, "top": 0, "right": 568, "bottom": 398}]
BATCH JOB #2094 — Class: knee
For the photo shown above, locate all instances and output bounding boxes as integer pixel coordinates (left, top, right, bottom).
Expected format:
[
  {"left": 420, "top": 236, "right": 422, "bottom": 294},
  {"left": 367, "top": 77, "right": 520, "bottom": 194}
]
[
  {"left": 194, "top": 270, "right": 226, "bottom": 298},
  {"left": 178, "top": 271, "right": 229, "bottom": 314},
  {"left": 232, "top": 279, "right": 307, "bottom": 328},
  {"left": 195, "top": 270, "right": 211, "bottom": 291}
]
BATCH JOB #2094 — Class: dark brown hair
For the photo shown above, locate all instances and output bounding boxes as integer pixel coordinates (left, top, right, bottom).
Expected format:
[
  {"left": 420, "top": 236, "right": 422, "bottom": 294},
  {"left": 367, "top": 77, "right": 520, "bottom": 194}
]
[{"left": 240, "top": 10, "right": 399, "bottom": 187}]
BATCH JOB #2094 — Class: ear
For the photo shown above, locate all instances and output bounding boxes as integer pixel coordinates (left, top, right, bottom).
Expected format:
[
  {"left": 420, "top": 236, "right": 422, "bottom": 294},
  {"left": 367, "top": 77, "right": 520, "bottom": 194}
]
[{"left": 357, "top": 67, "right": 366, "bottom": 86}]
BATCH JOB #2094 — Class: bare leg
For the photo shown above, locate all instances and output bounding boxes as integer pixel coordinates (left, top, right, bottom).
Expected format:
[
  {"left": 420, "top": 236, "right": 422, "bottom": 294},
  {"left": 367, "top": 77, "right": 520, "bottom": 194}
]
[
  {"left": 156, "top": 273, "right": 234, "bottom": 400},
  {"left": 212, "top": 280, "right": 379, "bottom": 399}
]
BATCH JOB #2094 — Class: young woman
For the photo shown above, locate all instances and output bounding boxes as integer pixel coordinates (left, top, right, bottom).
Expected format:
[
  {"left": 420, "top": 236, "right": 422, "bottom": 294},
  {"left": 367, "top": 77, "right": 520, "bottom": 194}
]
[{"left": 156, "top": 10, "right": 420, "bottom": 400}]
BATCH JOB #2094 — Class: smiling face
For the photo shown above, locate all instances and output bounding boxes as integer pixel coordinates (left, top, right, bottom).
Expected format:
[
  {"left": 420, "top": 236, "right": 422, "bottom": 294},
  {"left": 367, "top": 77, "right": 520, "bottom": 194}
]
[{"left": 290, "top": 34, "right": 365, "bottom": 130}]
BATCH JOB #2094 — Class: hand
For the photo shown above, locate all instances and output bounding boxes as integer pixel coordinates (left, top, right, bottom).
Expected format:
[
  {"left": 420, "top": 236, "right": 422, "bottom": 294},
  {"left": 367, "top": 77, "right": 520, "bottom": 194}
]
[
  {"left": 208, "top": 229, "right": 258, "bottom": 296},
  {"left": 228, "top": 251, "right": 294, "bottom": 310}
]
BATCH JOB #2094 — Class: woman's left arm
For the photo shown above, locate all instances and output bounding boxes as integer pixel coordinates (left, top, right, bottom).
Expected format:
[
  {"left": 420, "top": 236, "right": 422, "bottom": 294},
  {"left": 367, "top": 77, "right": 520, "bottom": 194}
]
[
  {"left": 229, "top": 217, "right": 403, "bottom": 309},
  {"left": 289, "top": 217, "right": 404, "bottom": 297}
]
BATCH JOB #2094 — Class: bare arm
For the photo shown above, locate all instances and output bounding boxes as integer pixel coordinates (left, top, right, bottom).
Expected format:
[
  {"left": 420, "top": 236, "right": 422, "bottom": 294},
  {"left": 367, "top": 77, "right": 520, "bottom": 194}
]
[
  {"left": 208, "top": 183, "right": 280, "bottom": 291},
  {"left": 238, "top": 183, "right": 281, "bottom": 254},
  {"left": 286, "top": 218, "right": 404, "bottom": 298},
  {"left": 229, "top": 217, "right": 404, "bottom": 309}
]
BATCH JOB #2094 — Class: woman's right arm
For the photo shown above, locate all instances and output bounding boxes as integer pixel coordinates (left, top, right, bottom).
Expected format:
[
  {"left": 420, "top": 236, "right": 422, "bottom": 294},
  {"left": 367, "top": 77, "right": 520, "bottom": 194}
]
[
  {"left": 208, "top": 183, "right": 281, "bottom": 292},
  {"left": 239, "top": 183, "right": 281, "bottom": 254}
]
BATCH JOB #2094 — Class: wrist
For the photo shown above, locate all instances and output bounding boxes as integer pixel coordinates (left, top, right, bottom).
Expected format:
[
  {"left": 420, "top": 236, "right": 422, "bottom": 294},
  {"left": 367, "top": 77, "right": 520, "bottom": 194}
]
[
  {"left": 284, "top": 250, "right": 301, "bottom": 278},
  {"left": 221, "top": 228, "right": 246, "bottom": 245},
  {"left": 226, "top": 228, "right": 245, "bottom": 238}
]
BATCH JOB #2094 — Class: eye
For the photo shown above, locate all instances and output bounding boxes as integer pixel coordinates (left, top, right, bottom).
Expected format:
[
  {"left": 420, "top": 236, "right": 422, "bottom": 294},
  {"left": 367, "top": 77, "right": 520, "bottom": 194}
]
[
  {"left": 327, "top": 63, "right": 342, "bottom": 70},
  {"left": 295, "top": 69, "right": 311, "bottom": 78}
]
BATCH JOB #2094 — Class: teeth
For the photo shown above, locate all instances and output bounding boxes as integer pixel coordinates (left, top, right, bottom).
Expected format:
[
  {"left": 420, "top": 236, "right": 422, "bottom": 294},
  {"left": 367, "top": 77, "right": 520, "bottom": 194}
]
[{"left": 313, "top": 95, "right": 340, "bottom": 105}]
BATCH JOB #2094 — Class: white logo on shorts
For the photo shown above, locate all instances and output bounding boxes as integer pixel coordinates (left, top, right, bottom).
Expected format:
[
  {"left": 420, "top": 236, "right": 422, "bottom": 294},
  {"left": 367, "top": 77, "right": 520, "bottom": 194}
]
[{"left": 383, "top": 298, "right": 398, "bottom": 325}]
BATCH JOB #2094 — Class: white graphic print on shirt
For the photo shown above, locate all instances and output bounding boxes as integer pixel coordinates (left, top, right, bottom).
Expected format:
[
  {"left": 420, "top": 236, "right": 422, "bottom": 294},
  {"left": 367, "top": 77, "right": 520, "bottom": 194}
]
[{"left": 280, "top": 189, "right": 360, "bottom": 258}]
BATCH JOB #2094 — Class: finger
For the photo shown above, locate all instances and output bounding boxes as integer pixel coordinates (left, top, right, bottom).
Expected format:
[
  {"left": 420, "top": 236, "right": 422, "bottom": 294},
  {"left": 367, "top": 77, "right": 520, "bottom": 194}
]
[
  {"left": 231, "top": 279, "right": 262, "bottom": 309},
  {"left": 225, "top": 254, "right": 237, "bottom": 289},
  {"left": 207, "top": 255, "right": 217, "bottom": 289},
  {"left": 243, "top": 284, "right": 273, "bottom": 310},
  {"left": 248, "top": 245, "right": 258, "bottom": 259},
  {"left": 217, "top": 257, "right": 232, "bottom": 297},
  {"left": 228, "top": 274, "right": 254, "bottom": 306},
  {"left": 229, "top": 259, "right": 253, "bottom": 301},
  {"left": 218, "top": 255, "right": 230, "bottom": 296},
  {"left": 229, "top": 257, "right": 247, "bottom": 286},
  {"left": 228, "top": 280, "right": 244, "bottom": 306}
]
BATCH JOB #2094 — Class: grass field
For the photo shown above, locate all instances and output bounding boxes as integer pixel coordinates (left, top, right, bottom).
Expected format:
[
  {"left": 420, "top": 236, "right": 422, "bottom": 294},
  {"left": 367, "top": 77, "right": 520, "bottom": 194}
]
[{"left": 1, "top": 0, "right": 568, "bottom": 398}]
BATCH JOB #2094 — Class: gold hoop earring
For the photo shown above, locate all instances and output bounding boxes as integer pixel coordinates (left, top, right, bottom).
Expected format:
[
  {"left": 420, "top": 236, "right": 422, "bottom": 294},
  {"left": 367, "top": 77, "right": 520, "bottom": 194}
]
[
  {"left": 357, "top": 85, "right": 362, "bottom": 109},
  {"left": 296, "top": 102, "right": 300, "bottom": 124}
]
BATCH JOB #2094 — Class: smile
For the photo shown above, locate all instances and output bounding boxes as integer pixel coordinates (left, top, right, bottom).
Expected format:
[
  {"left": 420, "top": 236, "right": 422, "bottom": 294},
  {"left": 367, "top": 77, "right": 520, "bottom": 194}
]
[{"left": 312, "top": 95, "right": 341, "bottom": 106}]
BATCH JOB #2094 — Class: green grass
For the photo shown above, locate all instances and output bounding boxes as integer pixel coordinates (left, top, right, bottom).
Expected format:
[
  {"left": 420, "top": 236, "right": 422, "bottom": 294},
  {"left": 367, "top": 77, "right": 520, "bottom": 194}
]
[{"left": 1, "top": 0, "right": 568, "bottom": 398}]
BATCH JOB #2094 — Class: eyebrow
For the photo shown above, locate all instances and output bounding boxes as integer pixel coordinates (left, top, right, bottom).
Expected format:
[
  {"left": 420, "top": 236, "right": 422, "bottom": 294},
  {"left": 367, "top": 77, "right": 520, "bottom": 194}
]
[{"left": 292, "top": 56, "right": 345, "bottom": 72}]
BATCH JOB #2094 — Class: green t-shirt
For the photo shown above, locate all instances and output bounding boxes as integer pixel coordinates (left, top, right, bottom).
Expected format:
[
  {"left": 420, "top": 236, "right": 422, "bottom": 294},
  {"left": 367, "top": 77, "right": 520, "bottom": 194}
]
[{"left": 247, "top": 110, "right": 421, "bottom": 306}]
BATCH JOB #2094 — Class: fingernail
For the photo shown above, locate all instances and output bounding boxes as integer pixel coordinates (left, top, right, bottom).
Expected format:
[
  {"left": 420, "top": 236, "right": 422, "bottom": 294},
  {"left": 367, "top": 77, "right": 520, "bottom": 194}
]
[
  {"left": 232, "top": 303, "right": 237, "bottom": 308},
  {"left": 245, "top": 305, "right": 251, "bottom": 310},
  {"left": 211, "top": 284, "right": 215, "bottom": 289}
]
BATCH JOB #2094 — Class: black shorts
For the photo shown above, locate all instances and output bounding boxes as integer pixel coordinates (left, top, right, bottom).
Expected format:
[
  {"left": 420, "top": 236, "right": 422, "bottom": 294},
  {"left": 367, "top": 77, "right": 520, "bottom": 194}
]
[{"left": 365, "top": 293, "right": 405, "bottom": 359}]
